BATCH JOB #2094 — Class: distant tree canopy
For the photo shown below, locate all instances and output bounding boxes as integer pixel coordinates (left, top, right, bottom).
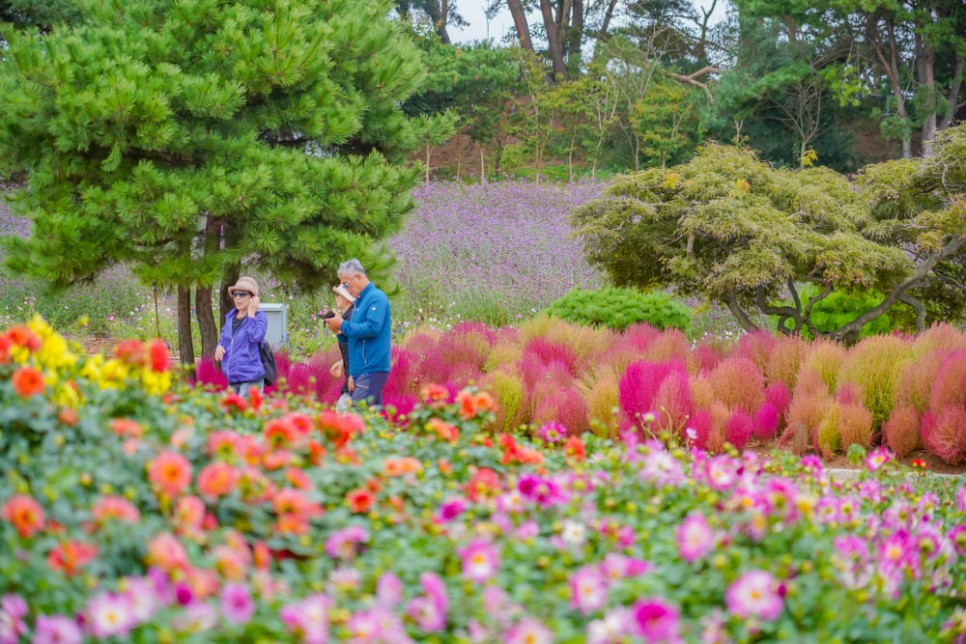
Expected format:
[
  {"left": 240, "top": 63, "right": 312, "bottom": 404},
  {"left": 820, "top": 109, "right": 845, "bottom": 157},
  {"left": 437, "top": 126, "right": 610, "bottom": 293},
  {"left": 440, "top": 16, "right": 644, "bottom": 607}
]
[
  {"left": 0, "top": 0, "right": 449, "bottom": 365},
  {"left": 572, "top": 125, "right": 966, "bottom": 344}
]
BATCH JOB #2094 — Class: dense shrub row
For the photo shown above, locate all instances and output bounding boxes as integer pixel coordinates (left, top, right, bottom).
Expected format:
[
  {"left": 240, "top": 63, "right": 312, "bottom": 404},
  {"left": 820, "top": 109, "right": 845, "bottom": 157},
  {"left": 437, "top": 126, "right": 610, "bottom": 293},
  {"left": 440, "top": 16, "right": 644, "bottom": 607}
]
[
  {"left": 2, "top": 319, "right": 964, "bottom": 641},
  {"left": 545, "top": 287, "right": 692, "bottom": 332},
  {"left": 219, "top": 320, "right": 966, "bottom": 465}
]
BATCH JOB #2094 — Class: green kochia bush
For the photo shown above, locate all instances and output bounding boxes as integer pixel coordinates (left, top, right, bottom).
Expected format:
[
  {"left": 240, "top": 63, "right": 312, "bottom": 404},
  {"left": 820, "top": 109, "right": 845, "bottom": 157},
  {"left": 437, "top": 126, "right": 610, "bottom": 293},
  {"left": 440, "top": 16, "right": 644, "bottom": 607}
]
[{"left": 546, "top": 287, "right": 692, "bottom": 332}]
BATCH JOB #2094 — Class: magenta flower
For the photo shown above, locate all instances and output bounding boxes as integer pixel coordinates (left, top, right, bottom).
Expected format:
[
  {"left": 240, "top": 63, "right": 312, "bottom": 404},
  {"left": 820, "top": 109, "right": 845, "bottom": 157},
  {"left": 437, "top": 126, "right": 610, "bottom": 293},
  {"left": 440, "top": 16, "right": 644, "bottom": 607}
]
[
  {"left": 537, "top": 421, "right": 567, "bottom": 445},
  {"left": 677, "top": 512, "right": 715, "bottom": 563},
  {"left": 346, "top": 609, "right": 382, "bottom": 642},
  {"left": 124, "top": 577, "right": 161, "bottom": 624},
  {"left": 280, "top": 593, "right": 329, "bottom": 643},
  {"left": 865, "top": 446, "right": 894, "bottom": 472},
  {"left": 407, "top": 573, "right": 448, "bottom": 632},
  {"left": 33, "top": 614, "right": 83, "bottom": 644},
  {"left": 878, "top": 531, "right": 913, "bottom": 570},
  {"left": 570, "top": 565, "right": 609, "bottom": 615},
  {"left": 436, "top": 497, "right": 468, "bottom": 523},
  {"left": 376, "top": 572, "right": 403, "bottom": 607},
  {"left": 725, "top": 571, "right": 784, "bottom": 621},
  {"left": 221, "top": 583, "right": 255, "bottom": 625},
  {"left": 505, "top": 617, "right": 553, "bottom": 644},
  {"left": 587, "top": 607, "right": 633, "bottom": 644},
  {"left": 639, "top": 448, "right": 687, "bottom": 487},
  {"left": 325, "top": 525, "right": 370, "bottom": 561},
  {"left": 950, "top": 525, "right": 966, "bottom": 555},
  {"left": 601, "top": 554, "right": 652, "bottom": 580},
  {"left": 0, "top": 595, "right": 28, "bottom": 644},
  {"left": 633, "top": 598, "right": 682, "bottom": 642},
  {"left": 517, "top": 474, "right": 566, "bottom": 507},
  {"left": 704, "top": 455, "right": 739, "bottom": 490},
  {"left": 459, "top": 539, "right": 500, "bottom": 583},
  {"left": 86, "top": 592, "right": 135, "bottom": 639}
]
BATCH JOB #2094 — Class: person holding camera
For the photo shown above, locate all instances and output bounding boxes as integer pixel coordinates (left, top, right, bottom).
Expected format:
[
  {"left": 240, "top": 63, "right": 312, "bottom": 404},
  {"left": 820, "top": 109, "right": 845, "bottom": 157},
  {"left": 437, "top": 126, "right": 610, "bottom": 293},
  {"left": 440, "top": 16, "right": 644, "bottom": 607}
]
[
  {"left": 324, "top": 259, "right": 391, "bottom": 407},
  {"left": 214, "top": 276, "right": 268, "bottom": 393},
  {"left": 328, "top": 283, "right": 356, "bottom": 412}
]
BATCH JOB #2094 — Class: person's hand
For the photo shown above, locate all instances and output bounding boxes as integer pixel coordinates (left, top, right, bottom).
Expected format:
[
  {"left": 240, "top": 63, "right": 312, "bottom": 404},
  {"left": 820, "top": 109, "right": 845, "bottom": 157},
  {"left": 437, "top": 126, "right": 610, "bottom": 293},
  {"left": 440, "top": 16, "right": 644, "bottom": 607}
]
[
  {"left": 325, "top": 311, "right": 344, "bottom": 333},
  {"left": 347, "top": 375, "right": 354, "bottom": 393},
  {"left": 329, "top": 360, "right": 344, "bottom": 378},
  {"left": 214, "top": 345, "right": 225, "bottom": 362},
  {"left": 248, "top": 295, "right": 260, "bottom": 317}
]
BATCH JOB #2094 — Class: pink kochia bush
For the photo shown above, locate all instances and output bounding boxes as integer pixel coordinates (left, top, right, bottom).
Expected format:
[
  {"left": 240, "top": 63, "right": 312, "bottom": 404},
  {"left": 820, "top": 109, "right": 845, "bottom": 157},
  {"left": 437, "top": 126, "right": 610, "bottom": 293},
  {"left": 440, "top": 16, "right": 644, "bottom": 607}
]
[
  {"left": 195, "top": 319, "right": 966, "bottom": 464},
  {"left": 1, "top": 320, "right": 965, "bottom": 641}
]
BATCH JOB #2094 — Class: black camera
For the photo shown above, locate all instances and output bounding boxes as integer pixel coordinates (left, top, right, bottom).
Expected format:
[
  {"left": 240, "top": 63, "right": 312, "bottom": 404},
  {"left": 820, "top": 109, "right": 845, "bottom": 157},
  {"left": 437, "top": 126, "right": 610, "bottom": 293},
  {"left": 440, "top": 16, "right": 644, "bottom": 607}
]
[{"left": 322, "top": 310, "right": 337, "bottom": 320}]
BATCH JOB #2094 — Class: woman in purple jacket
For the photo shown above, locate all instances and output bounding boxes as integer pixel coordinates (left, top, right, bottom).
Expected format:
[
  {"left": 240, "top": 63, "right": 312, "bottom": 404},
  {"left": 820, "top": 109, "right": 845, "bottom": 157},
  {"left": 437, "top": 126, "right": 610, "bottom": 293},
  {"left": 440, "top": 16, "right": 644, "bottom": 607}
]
[{"left": 214, "top": 276, "right": 268, "bottom": 393}]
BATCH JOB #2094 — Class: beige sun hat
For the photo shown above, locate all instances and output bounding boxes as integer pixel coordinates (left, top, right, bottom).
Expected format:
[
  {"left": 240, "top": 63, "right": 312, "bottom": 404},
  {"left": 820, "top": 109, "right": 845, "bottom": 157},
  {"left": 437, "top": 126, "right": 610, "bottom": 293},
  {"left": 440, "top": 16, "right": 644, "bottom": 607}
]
[
  {"left": 333, "top": 284, "right": 356, "bottom": 303},
  {"left": 228, "top": 276, "right": 259, "bottom": 297}
]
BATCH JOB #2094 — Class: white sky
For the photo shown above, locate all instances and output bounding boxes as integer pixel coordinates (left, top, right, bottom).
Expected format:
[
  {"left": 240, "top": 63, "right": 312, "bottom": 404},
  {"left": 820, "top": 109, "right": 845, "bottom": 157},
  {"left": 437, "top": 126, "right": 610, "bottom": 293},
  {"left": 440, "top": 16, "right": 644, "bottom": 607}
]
[{"left": 449, "top": 0, "right": 727, "bottom": 45}]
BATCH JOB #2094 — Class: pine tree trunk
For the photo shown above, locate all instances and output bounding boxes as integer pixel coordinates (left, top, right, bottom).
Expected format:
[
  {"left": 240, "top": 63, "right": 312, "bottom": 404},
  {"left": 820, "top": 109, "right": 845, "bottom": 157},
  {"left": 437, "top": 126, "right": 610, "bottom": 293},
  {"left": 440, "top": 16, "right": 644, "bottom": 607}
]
[
  {"left": 507, "top": 0, "right": 534, "bottom": 52},
  {"left": 177, "top": 284, "right": 195, "bottom": 374},
  {"left": 196, "top": 285, "right": 218, "bottom": 359},
  {"left": 540, "top": 0, "right": 568, "bottom": 79},
  {"left": 919, "top": 40, "right": 936, "bottom": 157}
]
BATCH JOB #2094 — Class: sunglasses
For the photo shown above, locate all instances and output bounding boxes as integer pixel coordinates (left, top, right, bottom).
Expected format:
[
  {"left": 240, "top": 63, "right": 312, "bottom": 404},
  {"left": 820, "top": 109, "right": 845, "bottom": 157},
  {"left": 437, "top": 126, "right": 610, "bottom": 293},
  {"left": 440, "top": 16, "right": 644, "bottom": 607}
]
[{"left": 232, "top": 291, "right": 251, "bottom": 299}]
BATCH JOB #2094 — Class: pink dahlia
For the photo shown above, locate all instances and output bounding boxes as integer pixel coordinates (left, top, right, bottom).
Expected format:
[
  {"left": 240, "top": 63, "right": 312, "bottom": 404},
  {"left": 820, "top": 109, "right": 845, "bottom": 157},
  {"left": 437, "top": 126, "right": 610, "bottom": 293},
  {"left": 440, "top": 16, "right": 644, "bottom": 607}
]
[{"left": 725, "top": 571, "right": 784, "bottom": 621}]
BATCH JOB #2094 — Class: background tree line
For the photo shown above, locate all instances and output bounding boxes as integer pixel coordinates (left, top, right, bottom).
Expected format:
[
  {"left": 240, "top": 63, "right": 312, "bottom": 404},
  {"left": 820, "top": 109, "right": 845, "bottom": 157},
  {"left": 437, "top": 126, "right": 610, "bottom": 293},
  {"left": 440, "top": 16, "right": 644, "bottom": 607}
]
[{"left": 395, "top": 0, "right": 965, "bottom": 177}]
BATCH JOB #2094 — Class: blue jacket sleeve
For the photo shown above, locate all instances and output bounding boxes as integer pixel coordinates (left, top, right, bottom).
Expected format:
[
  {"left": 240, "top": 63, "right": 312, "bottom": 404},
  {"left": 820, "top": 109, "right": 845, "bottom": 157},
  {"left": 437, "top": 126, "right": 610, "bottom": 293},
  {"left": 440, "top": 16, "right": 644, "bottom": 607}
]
[
  {"left": 247, "top": 312, "right": 268, "bottom": 344},
  {"left": 218, "top": 313, "right": 233, "bottom": 350},
  {"left": 340, "top": 294, "right": 389, "bottom": 340}
]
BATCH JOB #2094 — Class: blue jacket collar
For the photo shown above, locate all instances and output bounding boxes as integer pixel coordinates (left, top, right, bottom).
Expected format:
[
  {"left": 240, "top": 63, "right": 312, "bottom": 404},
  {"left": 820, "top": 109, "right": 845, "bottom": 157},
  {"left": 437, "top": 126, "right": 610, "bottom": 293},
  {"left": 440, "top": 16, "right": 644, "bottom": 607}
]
[{"left": 356, "top": 282, "right": 374, "bottom": 301}]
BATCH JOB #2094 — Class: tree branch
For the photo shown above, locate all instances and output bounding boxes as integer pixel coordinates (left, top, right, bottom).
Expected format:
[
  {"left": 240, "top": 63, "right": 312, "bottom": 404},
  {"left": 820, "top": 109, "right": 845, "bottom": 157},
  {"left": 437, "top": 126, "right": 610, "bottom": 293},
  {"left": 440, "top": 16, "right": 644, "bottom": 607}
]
[
  {"left": 898, "top": 293, "right": 927, "bottom": 331},
  {"left": 831, "top": 235, "right": 965, "bottom": 342},
  {"left": 667, "top": 66, "right": 721, "bottom": 102},
  {"left": 724, "top": 292, "right": 760, "bottom": 333}
]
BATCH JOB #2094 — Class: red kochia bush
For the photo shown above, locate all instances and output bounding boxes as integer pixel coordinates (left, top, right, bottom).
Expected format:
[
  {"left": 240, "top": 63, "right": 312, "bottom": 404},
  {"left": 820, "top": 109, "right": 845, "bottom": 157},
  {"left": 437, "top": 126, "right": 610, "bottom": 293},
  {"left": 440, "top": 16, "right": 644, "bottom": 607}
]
[
  {"left": 532, "top": 383, "right": 588, "bottom": 435},
  {"left": 195, "top": 357, "right": 228, "bottom": 390},
  {"left": 523, "top": 338, "right": 579, "bottom": 377},
  {"left": 688, "top": 409, "right": 712, "bottom": 450},
  {"left": 764, "top": 382, "right": 791, "bottom": 417},
  {"left": 883, "top": 406, "right": 921, "bottom": 456},
  {"left": 708, "top": 357, "right": 765, "bottom": 413},
  {"left": 693, "top": 344, "right": 722, "bottom": 373},
  {"left": 383, "top": 348, "right": 421, "bottom": 399},
  {"left": 724, "top": 409, "right": 753, "bottom": 450},
  {"left": 922, "top": 406, "right": 966, "bottom": 465},
  {"left": 651, "top": 370, "right": 693, "bottom": 434},
  {"left": 753, "top": 403, "right": 779, "bottom": 441},
  {"left": 618, "top": 360, "right": 687, "bottom": 430},
  {"left": 737, "top": 330, "right": 776, "bottom": 372},
  {"left": 929, "top": 351, "right": 966, "bottom": 412}
]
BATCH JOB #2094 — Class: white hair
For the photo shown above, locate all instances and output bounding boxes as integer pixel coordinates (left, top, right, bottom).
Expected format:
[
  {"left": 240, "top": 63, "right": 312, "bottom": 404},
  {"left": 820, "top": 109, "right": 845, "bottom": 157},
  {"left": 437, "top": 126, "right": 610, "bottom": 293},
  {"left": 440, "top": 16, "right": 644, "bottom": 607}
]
[{"left": 338, "top": 259, "right": 367, "bottom": 277}]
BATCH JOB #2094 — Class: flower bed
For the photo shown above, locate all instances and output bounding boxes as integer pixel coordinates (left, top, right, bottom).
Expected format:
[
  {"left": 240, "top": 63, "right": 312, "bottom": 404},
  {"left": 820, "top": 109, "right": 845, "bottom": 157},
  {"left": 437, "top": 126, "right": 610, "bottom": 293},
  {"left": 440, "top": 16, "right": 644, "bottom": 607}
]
[
  {"left": 206, "top": 318, "right": 966, "bottom": 466},
  {"left": 2, "top": 319, "right": 965, "bottom": 641}
]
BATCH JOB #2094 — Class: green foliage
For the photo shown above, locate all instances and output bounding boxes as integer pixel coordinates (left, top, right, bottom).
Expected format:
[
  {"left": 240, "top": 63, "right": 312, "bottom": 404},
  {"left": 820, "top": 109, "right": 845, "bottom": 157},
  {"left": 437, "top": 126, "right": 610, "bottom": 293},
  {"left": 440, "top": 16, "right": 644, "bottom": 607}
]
[
  {"left": 630, "top": 77, "right": 702, "bottom": 168},
  {"left": 771, "top": 285, "right": 907, "bottom": 340},
  {"left": 546, "top": 287, "right": 692, "bottom": 332}
]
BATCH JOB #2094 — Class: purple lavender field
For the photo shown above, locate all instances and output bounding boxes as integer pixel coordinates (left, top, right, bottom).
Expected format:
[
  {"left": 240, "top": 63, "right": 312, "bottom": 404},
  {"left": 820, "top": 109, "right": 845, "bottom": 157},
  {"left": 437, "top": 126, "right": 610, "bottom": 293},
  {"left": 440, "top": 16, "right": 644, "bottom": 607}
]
[{"left": 389, "top": 180, "right": 603, "bottom": 325}]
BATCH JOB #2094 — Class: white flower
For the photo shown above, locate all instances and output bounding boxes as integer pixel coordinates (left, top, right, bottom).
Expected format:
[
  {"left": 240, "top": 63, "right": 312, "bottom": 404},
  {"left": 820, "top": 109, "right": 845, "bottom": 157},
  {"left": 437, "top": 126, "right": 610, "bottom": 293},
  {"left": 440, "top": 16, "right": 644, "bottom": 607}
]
[{"left": 561, "top": 520, "right": 587, "bottom": 546}]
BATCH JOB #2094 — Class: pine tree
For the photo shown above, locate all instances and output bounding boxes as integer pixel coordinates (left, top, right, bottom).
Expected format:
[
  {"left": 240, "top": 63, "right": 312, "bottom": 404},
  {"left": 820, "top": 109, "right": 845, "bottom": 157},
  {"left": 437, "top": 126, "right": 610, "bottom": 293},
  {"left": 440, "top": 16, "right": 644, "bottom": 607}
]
[{"left": 0, "top": 0, "right": 450, "bottom": 364}]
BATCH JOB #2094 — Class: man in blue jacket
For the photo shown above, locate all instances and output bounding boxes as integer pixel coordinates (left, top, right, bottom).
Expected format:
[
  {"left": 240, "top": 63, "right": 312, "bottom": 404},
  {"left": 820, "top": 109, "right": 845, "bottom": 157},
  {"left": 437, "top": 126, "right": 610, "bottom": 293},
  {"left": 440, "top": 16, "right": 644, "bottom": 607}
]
[{"left": 325, "top": 259, "right": 392, "bottom": 407}]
